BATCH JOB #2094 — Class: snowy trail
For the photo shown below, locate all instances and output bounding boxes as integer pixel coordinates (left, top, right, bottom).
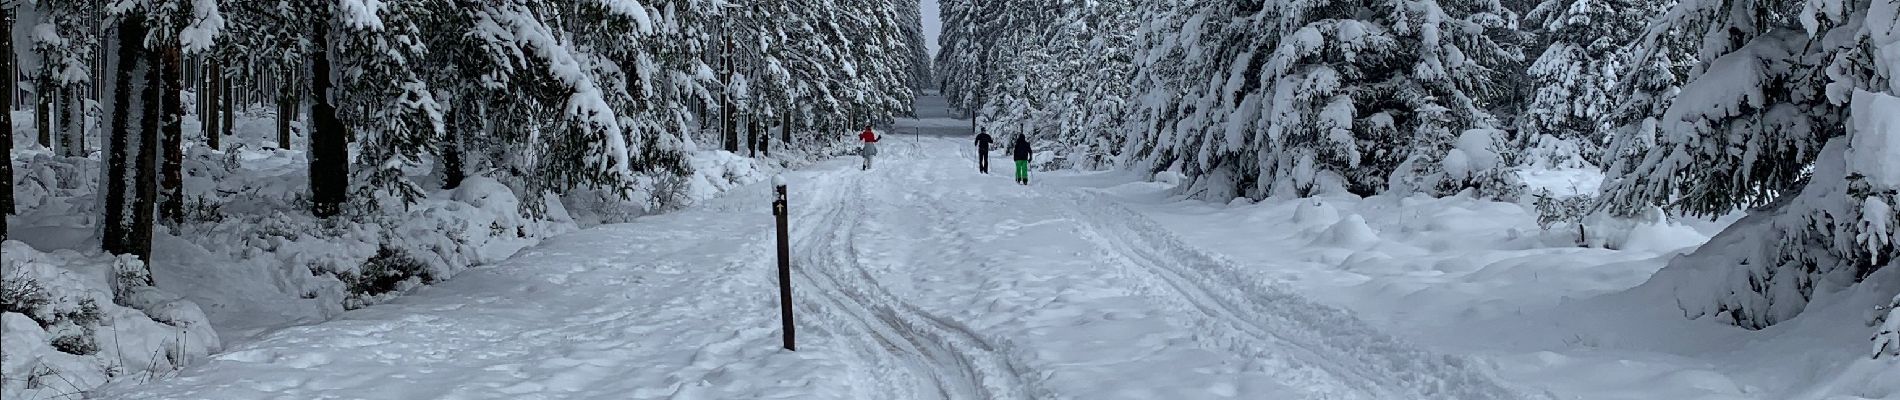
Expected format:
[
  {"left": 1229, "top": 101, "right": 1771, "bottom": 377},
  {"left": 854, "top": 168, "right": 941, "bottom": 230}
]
[
  {"left": 1064, "top": 197, "right": 1522, "bottom": 400},
  {"left": 872, "top": 142, "right": 1530, "bottom": 400},
  {"left": 96, "top": 134, "right": 1539, "bottom": 399},
  {"left": 785, "top": 165, "right": 1036, "bottom": 400}
]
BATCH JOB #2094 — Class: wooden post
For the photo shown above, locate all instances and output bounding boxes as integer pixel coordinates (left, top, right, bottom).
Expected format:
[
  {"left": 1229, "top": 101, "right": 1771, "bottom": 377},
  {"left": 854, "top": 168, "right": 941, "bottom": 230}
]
[{"left": 773, "top": 177, "right": 795, "bottom": 351}]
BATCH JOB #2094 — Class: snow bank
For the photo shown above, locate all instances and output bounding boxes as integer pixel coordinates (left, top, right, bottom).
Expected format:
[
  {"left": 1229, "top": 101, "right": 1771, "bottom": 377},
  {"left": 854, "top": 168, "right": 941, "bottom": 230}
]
[
  {"left": 2, "top": 242, "right": 219, "bottom": 400},
  {"left": 561, "top": 149, "right": 782, "bottom": 225},
  {"left": 175, "top": 167, "right": 576, "bottom": 331},
  {"left": 1094, "top": 172, "right": 1900, "bottom": 399},
  {"left": 1879, "top": 291, "right": 1900, "bottom": 358},
  {"left": 1850, "top": 91, "right": 1900, "bottom": 188}
]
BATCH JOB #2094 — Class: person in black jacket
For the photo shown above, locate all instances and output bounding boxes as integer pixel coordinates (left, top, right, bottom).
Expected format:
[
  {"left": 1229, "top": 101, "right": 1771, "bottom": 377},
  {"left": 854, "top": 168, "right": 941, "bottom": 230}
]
[
  {"left": 1010, "top": 134, "right": 1032, "bottom": 185},
  {"left": 974, "top": 129, "right": 995, "bottom": 173}
]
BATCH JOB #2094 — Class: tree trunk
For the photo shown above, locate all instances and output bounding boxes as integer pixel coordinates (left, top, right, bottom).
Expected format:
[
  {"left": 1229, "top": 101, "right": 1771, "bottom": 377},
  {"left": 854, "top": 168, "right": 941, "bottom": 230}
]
[
  {"left": 205, "top": 59, "right": 220, "bottom": 150},
  {"left": 36, "top": 82, "right": 51, "bottom": 147},
  {"left": 159, "top": 45, "right": 184, "bottom": 226},
  {"left": 132, "top": 36, "right": 161, "bottom": 271},
  {"left": 104, "top": 13, "right": 159, "bottom": 272},
  {"left": 277, "top": 66, "right": 293, "bottom": 149},
  {"left": 781, "top": 107, "right": 792, "bottom": 147},
  {"left": 441, "top": 100, "right": 465, "bottom": 190},
  {"left": 721, "top": 35, "right": 737, "bottom": 153},
  {"left": 3, "top": 9, "right": 15, "bottom": 244},
  {"left": 747, "top": 112, "right": 758, "bottom": 157},
  {"left": 220, "top": 64, "right": 233, "bottom": 138},
  {"left": 308, "top": 23, "right": 348, "bottom": 218},
  {"left": 62, "top": 85, "right": 84, "bottom": 157}
]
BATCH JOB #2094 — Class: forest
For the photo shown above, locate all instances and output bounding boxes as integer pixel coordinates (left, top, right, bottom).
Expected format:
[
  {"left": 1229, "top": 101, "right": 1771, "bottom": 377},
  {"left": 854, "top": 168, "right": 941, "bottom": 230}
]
[
  {"left": 2, "top": 0, "right": 1898, "bottom": 397},
  {"left": 2, "top": 0, "right": 928, "bottom": 393}
]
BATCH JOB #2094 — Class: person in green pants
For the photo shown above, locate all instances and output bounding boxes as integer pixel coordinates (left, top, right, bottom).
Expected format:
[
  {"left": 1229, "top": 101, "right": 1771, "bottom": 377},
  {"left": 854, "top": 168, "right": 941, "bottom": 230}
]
[{"left": 1009, "top": 134, "right": 1032, "bottom": 185}]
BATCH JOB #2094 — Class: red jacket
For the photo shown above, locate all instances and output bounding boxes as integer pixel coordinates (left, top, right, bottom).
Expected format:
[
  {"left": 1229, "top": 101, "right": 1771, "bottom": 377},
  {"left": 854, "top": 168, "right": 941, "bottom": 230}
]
[{"left": 859, "top": 129, "right": 879, "bottom": 143}]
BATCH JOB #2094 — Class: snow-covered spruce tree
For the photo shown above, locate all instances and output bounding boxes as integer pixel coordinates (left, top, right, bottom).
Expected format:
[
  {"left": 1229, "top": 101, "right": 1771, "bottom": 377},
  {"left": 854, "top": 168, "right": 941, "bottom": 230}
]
[
  {"left": 935, "top": 0, "right": 1007, "bottom": 116},
  {"left": 961, "top": 0, "right": 1137, "bottom": 170},
  {"left": 1118, "top": 0, "right": 1207, "bottom": 176},
  {"left": 225, "top": 0, "right": 439, "bottom": 217},
  {"left": 1199, "top": 0, "right": 1521, "bottom": 199},
  {"left": 1058, "top": 0, "right": 1140, "bottom": 170},
  {"left": 1615, "top": 0, "right": 1900, "bottom": 329},
  {"left": 28, "top": 0, "right": 102, "bottom": 158},
  {"left": 896, "top": 0, "right": 933, "bottom": 92},
  {"left": 1104, "top": 0, "right": 1524, "bottom": 200},
  {"left": 758, "top": 0, "right": 841, "bottom": 146},
  {"left": 331, "top": 0, "right": 441, "bottom": 213},
  {"left": 1592, "top": 0, "right": 1689, "bottom": 220},
  {"left": 1515, "top": 0, "right": 1648, "bottom": 169}
]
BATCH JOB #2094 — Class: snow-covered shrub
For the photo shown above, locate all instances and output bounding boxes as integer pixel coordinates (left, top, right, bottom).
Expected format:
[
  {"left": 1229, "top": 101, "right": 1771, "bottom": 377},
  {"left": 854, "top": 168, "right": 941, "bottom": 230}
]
[
  {"left": 9, "top": 153, "right": 100, "bottom": 217},
  {"left": 1534, "top": 189, "right": 1596, "bottom": 245},
  {"left": 344, "top": 246, "right": 436, "bottom": 303},
  {"left": 1, "top": 241, "right": 219, "bottom": 400},
  {"left": 1421, "top": 129, "right": 1525, "bottom": 201},
  {"left": 1879, "top": 293, "right": 1900, "bottom": 358}
]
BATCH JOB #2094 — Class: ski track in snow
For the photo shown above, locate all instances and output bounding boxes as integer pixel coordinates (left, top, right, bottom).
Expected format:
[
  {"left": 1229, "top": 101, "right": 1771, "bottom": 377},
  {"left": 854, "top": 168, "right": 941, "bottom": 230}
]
[
  {"left": 1064, "top": 197, "right": 1524, "bottom": 400},
  {"left": 94, "top": 132, "right": 1538, "bottom": 399},
  {"left": 787, "top": 165, "right": 1038, "bottom": 400}
]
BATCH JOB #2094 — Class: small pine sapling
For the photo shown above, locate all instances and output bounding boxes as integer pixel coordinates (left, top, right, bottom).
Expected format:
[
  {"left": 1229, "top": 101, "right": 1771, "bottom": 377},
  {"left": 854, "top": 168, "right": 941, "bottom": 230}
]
[{"left": 1535, "top": 189, "right": 1596, "bottom": 246}]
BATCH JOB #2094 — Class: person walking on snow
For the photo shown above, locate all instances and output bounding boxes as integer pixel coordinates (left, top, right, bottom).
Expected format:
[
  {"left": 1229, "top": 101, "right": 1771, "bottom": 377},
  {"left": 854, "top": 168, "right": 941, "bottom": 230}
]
[
  {"left": 1010, "top": 134, "right": 1032, "bottom": 185},
  {"left": 974, "top": 129, "right": 995, "bottom": 174},
  {"left": 859, "top": 125, "right": 879, "bottom": 170}
]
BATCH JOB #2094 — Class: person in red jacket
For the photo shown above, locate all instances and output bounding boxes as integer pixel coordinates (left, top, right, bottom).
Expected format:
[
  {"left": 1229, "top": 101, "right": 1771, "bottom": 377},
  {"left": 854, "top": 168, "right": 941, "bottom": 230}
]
[{"left": 858, "top": 125, "right": 879, "bottom": 170}]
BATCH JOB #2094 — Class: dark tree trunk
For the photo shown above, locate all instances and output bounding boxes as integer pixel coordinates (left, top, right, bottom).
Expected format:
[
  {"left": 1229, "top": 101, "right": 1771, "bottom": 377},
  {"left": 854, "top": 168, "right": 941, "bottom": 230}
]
[
  {"left": 159, "top": 45, "right": 185, "bottom": 226},
  {"left": 221, "top": 65, "right": 233, "bottom": 138},
  {"left": 103, "top": 16, "right": 141, "bottom": 257},
  {"left": 441, "top": 100, "right": 465, "bottom": 190},
  {"left": 104, "top": 13, "right": 159, "bottom": 272},
  {"left": 205, "top": 59, "right": 220, "bottom": 150},
  {"left": 308, "top": 23, "right": 348, "bottom": 218},
  {"left": 3, "top": 9, "right": 15, "bottom": 244},
  {"left": 278, "top": 66, "right": 293, "bottom": 149},
  {"left": 721, "top": 35, "right": 737, "bottom": 153},
  {"left": 36, "top": 82, "right": 51, "bottom": 147},
  {"left": 132, "top": 35, "right": 161, "bottom": 271},
  {"left": 781, "top": 107, "right": 792, "bottom": 146},
  {"left": 747, "top": 113, "right": 758, "bottom": 157}
]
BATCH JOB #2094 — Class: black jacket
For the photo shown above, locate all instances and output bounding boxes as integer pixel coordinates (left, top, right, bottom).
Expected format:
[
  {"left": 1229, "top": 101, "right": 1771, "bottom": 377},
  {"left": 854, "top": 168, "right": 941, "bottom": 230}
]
[
  {"left": 1011, "top": 137, "right": 1032, "bottom": 161},
  {"left": 975, "top": 133, "right": 994, "bottom": 151}
]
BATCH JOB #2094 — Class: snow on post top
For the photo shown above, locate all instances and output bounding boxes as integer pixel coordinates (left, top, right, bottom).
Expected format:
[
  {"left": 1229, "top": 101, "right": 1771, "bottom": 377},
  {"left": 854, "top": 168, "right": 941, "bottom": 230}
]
[{"left": 774, "top": 175, "right": 787, "bottom": 187}]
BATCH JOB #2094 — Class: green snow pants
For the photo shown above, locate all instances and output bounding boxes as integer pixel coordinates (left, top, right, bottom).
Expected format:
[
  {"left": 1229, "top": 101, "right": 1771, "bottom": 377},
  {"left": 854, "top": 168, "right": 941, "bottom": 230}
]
[{"left": 1015, "top": 161, "right": 1029, "bottom": 184}]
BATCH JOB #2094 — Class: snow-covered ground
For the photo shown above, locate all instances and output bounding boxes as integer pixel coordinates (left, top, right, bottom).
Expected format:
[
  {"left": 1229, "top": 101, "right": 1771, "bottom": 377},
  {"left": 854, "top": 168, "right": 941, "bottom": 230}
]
[
  {"left": 93, "top": 137, "right": 1545, "bottom": 399},
  {"left": 1076, "top": 174, "right": 1899, "bottom": 399}
]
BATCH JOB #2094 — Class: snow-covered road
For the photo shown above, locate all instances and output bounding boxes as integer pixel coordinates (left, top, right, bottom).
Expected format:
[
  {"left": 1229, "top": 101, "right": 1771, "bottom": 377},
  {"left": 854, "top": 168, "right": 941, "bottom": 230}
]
[{"left": 98, "top": 138, "right": 1537, "bottom": 399}]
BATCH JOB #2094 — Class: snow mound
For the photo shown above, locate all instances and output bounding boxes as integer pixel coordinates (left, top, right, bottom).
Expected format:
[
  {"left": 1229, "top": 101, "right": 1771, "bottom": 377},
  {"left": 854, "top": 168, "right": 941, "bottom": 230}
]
[
  {"left": 2, "top": 242, "right": 220, "bottom": 400},
  {"left": 1850, "top": 90, "right": 1900, "bottom": 188},
  {"left": 1317, "top": 214, "right": 1381, "bottom": 248}
]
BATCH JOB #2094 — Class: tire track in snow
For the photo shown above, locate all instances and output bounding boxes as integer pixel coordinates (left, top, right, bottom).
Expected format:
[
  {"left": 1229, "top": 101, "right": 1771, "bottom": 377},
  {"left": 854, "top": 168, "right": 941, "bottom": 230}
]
[
  {"left": 1059, "top": 193, "right": 1537, "bottom": 400},
  {"left": 786, "top": 171, "right": 1036, "bottom": 400}
]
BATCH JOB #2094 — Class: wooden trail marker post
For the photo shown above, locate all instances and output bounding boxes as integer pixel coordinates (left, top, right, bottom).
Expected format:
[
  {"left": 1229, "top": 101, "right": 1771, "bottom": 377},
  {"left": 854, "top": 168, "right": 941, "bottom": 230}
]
[{"left": 773, "top": 176, "right": 796, "bottom": 351}]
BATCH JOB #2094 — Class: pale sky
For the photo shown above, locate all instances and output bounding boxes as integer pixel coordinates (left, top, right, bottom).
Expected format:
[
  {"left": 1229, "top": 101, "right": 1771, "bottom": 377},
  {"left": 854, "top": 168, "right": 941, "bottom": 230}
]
[{"left": 921, "top": 0, "right": 942, "bottom": 58}]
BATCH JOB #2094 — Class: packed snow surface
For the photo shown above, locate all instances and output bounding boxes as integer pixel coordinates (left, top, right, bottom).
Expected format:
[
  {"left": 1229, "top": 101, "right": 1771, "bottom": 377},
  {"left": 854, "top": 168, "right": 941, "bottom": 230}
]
[{"left": 94, "top": 138, "right": 1539, "bottom": 400}]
